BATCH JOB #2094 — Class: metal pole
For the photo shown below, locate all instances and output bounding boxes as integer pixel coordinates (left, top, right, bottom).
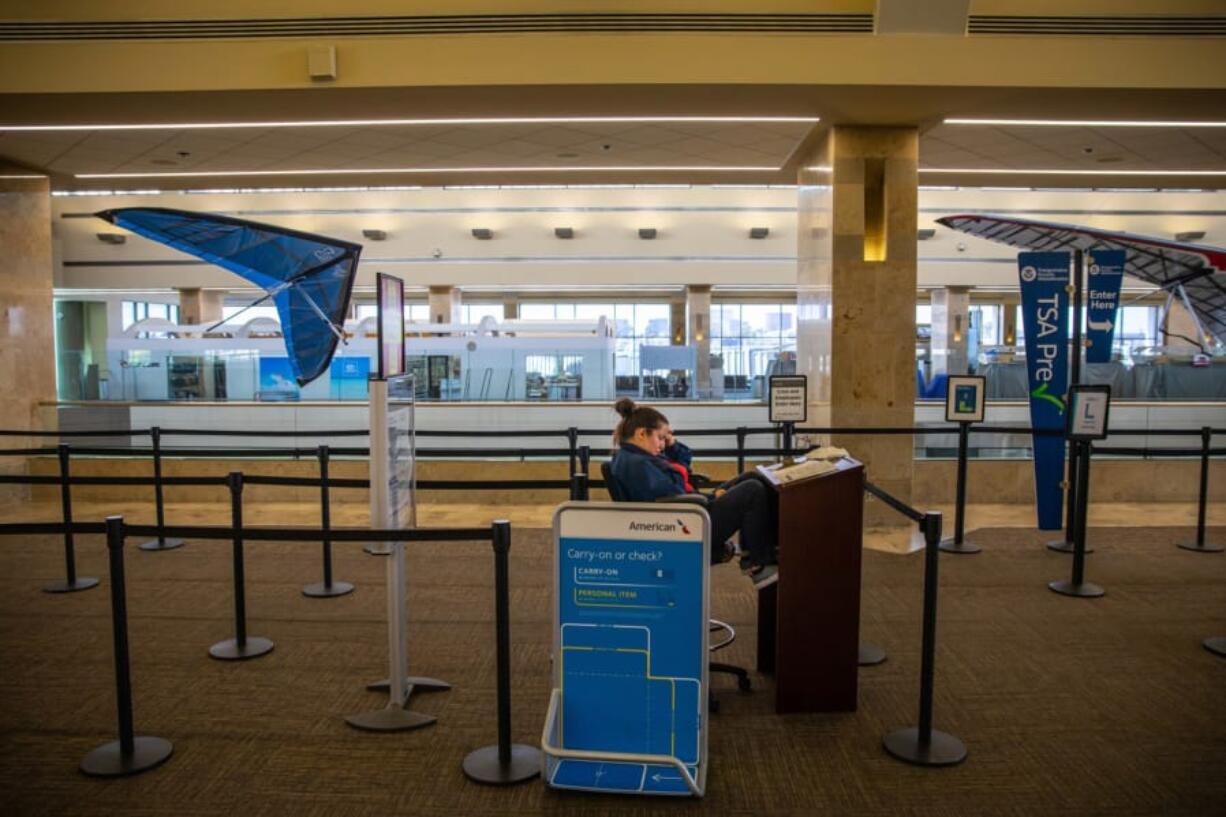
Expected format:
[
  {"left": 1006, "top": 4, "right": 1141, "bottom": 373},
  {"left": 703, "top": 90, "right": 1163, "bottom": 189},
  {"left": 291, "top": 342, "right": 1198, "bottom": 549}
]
[
  {"left": 736, "top": 426, "right": 748, "bottom": 473},
  {"left": 80, "top": 516, "right": 173, "bottom": 777},
  {"left": 569, "top": 473, "right": 589, "bottom": 502},
  {"left": 209, "top": 472, "right": 273, "bottom": 660},
  {"left": 140, "top": 427, "right": 183, "bottom": 551},
  {"left": 882, "top": 511, "right": 966, "bottom": 766},
  {"left": 566, "top": 427, "right": 579, "bottom": 477},
  {"left": 782, "top": 422, "right": 794, "bottom": 458},
  {"left": 1178, "top": 427, "right": 1222, "bottom": 553},
  {"left": 917, "top": 512, "right": 941, "bottom": 744},
  {"left": 462, "top": 520, "right": 540, "bottom": 784},
  {"left": 578, "top": 444, "right": 591, "bottom": 478},
  {"left": 45, "top": 443, "right": 97, "bottom": 593},
  {"left": 304, "top": 446, "right": 355, "bottom": 596},
  {"left": 941, "top": 424, "right": 981, "bottom": 554},
  {"left": 1049, "top": 440, "right": 1105, "bottom": 598},
  {"left": 1051, "top": 251, "right": 1084, "bottom": 553}
]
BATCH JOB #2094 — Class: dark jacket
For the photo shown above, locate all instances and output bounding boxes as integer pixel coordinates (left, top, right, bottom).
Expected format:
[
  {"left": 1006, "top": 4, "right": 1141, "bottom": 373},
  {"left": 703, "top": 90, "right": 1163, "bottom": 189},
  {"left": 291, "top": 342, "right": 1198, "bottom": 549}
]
[{"left": 609, "top": 442, "right": 691, "bottom": 501}]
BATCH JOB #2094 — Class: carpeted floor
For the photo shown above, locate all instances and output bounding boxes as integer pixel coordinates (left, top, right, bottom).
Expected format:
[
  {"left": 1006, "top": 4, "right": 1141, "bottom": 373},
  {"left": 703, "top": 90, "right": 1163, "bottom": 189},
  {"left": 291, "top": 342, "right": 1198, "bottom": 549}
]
[{"left": 1, "top": 523, "right": 1223, "bottom": 816}]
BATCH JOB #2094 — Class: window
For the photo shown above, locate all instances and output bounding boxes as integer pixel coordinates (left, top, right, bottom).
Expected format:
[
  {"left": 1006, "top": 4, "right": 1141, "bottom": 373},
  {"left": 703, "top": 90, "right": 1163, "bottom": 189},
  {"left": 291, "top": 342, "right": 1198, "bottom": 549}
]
[
  {"left": 123, "top": 300, "right": 180, "bottom": 330},
  {"left": 462, "top": 303, "right": 505, "bottom": 324},
  {"left": 220, "top": 304, "right": 278, "bottom": 326},
  {"left": 1015, "top": 304, "right": 1159, "bottom": 354},
  {"left": 518, "top": 301, "right": 670, "bottom": 376},
  {"left": 710, "top": 302, "right": 797, "bottom": 393},
  {"left": 973, "top": 305, "right": 1002, "bottom": 346}
]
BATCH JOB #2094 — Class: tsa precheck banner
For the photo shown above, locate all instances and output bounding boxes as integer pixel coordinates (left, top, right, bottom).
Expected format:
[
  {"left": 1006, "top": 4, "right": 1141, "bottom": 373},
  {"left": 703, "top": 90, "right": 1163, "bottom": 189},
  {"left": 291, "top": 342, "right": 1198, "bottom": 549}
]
[
  {"left": 1018, "top": 251, "right": 1071, "bottom": 530},
  {"left": 551, "top": 505, "right": 708, "bottom": 796},
  {"left": 1085, "top": 249, "right": 1126, "bottom": 364}
]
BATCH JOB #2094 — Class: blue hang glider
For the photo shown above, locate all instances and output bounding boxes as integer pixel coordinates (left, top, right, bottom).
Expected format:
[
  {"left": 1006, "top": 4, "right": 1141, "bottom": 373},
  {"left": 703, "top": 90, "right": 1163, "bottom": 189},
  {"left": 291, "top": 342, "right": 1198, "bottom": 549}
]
[{"left": 96, "top": 207, "right": 362, "bottom": 386}]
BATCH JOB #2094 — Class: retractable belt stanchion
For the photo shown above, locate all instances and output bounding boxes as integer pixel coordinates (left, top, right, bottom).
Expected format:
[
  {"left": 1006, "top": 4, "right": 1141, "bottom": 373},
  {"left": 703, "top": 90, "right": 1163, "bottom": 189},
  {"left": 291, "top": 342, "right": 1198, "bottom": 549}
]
[
  {"left": 139, "top": 427, "right": 184, "bottom": 552},
  {"left": 1050, "top": 250, "right": 1087, "bottom": 555},
  {"left": 80, "top": 516, "right": 173, "bottom": 777},
  {"left": 44, "top": 443, "right": 98, "bottom": 593},
  {"left": 463, "top": 520, "right": 541, "bottom": 785},
  {"left": 735, "top": 426, "right": 748, "bottom": 474},
  {"left": 883, "top": 511, "right": 967, "bottom": 767},
  {"left": 209, "top": 472, "right": 274, "bottom": 660},
  {"left": 578, "top": 444, "right": 591, "bottom": 481},
  {"left": 303, "top": 445, "right": 355, "bottom": 598},
  {"left": 940, "top": 423, "right": 982, "bottom": 555},
  {"left": 1177, "top": 427, "right": 1222, "bottom": 554},
  {"left": 1049, "top": 441, "right": 1105, "bottom": 598},
  {"left": 569, "top": 473, "right": 589, "bottom": 502},
  {"left": 566, "top": 426, "right": 579, "bottom": 477}
]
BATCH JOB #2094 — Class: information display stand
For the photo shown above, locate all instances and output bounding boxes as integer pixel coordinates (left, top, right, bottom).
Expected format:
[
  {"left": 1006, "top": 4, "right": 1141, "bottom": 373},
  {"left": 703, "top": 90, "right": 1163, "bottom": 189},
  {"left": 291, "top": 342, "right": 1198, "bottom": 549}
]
[
  {"left": 542, "top": 502, "right": 710, "bottom": 797},
  {"left": 346, "top": 373, "right": 449, "bottom": 732},
  {"left": 755, "top": 457, "right": 865, "bottom": 713}
]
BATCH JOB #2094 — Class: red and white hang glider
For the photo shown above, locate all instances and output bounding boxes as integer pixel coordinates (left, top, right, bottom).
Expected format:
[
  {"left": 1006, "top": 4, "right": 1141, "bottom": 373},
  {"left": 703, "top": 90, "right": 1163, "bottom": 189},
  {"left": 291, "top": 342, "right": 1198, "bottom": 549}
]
[{"left": 935, "top": 213, "right": 1226, "bottom": 345}]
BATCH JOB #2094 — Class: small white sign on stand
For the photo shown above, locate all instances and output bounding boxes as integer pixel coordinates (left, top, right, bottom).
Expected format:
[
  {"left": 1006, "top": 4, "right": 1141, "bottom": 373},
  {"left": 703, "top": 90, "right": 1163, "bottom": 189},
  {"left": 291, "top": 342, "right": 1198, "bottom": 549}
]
[
  {"left": 768, "top": 375, "right": 807, "bottom": 424},
  {"left": 1067, "top": 385, "right": 1111, "bottom": 441}
]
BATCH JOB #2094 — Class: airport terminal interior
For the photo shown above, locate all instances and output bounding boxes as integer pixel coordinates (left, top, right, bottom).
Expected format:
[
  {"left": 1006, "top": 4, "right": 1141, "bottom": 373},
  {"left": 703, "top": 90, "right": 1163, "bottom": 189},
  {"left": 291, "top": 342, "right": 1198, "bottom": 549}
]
[{"left": 1, "top": 2, "right": 1224, "bottom": 815}]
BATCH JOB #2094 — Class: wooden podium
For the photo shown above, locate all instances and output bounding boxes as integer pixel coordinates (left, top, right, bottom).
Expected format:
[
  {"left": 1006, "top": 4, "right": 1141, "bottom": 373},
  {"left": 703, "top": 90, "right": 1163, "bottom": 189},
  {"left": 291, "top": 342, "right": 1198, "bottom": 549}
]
[{"left": 755, "top": 457, "right": 865, "bottom": 713}]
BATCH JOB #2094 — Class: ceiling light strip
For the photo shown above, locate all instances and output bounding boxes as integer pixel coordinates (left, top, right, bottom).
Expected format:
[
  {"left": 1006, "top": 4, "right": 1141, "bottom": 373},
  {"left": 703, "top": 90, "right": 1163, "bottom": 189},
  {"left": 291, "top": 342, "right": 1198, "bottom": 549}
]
[
  {"left": 944, "top": 118, "right": 1226, "bottom": 128},
  {"left": 4, "top": 115, "right": 818, "bottom": 133},
  {"left": 77, "top": 166, "right": 778, "bottom": 180},
  {"left": 920, "top": 168, "right": 1226, "bottom": 177}
]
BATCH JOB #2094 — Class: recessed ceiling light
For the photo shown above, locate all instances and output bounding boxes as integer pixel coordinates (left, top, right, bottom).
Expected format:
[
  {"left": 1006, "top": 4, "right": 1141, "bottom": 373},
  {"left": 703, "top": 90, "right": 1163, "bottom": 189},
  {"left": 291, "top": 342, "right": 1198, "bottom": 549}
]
[
  {"left": 638, "top": 228, "right": 658, "bottom": 240},
  {"left": 943, "top": 118, "right": 1226, "bottom": 128},
  {"left": 75, "top": 165, "right": 778, "bottom": 179},
  {"left": 96, "top": 232, "right": 126, "bottom": 245},
  {"left": 361, "top": 229, "right": 388, "bottom": 241},
  {"left": 471, "top": 228, "right": 493, "bottom": 240},
  {"left": 748, "top": 227, "right": 770, "bottom": 239},
  {"left": 4, "top": 115, "right": 820, "bottom": 132},
  {"left": 554, "top": 227, "right": 574, "bottom": 239},
  {"left": 917, "top": 229, "right": 936, "bottom": 240},
  {"left": 1174, "top": 231, "right": 1206, "bottom": 242}
]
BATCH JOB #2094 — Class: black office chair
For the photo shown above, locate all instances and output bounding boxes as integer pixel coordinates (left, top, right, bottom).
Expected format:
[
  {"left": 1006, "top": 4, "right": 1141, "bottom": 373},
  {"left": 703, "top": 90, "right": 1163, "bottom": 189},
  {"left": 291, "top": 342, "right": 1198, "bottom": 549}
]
[{"left": 599, "top": 460, "right": 752, "bottom": 711}]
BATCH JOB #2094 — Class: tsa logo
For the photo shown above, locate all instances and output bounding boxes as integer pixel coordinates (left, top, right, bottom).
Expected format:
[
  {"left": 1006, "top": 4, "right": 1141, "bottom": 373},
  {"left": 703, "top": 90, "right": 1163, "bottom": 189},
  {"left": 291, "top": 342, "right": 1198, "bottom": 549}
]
[
  {"left": 1089, "top": 263, "right": 1101, "bottom": 276},
  {"left": 1020, "top": 266, "right": 1037, "bottom": 282}
]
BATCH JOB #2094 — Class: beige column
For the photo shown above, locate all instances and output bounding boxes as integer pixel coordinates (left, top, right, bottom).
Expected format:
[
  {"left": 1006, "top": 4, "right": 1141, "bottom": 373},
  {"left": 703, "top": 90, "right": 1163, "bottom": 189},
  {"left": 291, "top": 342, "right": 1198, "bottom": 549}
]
[
  {"left": 428, "top": 285, "right": 461, "bottom": 324},
  {"left": 502, "top": 296, "right": 519, "bottom": 320},
  {"left": 669, "top": 297, "right": 686, "bottom": 345},
  {"left": 686, "top": 285, "right": 712, "bottom": 398},
  {"left": 178, "top": 287, "right": 223, "bottom": 326},
  {"left": 0, "top": 174, "right": 57, "bottom": 501},
  {"left": 797, "top": 127, "right": 918, "bottom": 546},
  {"left": 930, "top": 286, "right": 971, "bottom": 378}
]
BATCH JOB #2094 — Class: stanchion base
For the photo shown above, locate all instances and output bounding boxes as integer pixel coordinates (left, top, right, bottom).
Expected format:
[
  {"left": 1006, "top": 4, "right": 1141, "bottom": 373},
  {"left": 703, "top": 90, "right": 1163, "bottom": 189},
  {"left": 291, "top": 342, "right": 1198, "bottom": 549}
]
[
  {"left": 1177, "top": 541, "right": 1224, "bottom": 554},
  {"left": 365, "top": 676, "right": 451, "bottom": 694},
  {"left": 462, "top": 744, "right": 542, "bottom": 785},
  {"left": 302, "top": 580, "right": 355, "bottom": 598},
  {"left": 1204, "top": 637, "right": 1226, "bottom": 657},
  {"left": 1047, "top": 539, "right": 1094, "bottom": 555},
  {"left": 1048, "top": 579, "right": 1105, "bottom": 598},
  {"left": 138, "top": 538, "right": 185, "bottom": 552},
  {"left": 939, "top": 538, "right": 982, "bottom": 555},
  {"left": 345, "top": 704, "right": 436, "bottom": 732},
  {"left": 80, "top": 736, "right": 173, "bottom": 777},
  {"left": 858, "top": 642, "right": 887, "bottom": 666},
  {"left": 883, "top": 727, "right": 967, "bottom": 767},
  {"left": 363, "top": 543, "right": 393, "bottom": 556},
  {"left": 208, "top": 637, "right": 274, "bottom": 661},
  {"left": 43, "top": 577, "right": 99, "bottom": 594}
]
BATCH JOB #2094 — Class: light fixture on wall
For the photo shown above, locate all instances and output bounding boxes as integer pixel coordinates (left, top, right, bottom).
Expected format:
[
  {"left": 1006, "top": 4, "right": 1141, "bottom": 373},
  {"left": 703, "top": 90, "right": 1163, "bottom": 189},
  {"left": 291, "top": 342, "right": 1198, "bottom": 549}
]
[
  {"left": 96, "top": 232, "right": 126, "bottom": 245},
  {"left": 361, "top": 229, "right": 387, "bottom": 241},
  {"left": 1174, "top": 230, "right": 1206, "bottom": 242},
  {"left": 471, "top": 228, "right": 493, "bottom": 240},
  {"left": 638, "top": 228, "right": 657, "bottom": 240},
  {"left": 748, "top": 227, "right": 770, "bottom": 239},
  {"left": 917, "top": 228, "right": 936, "bottom": 241},
  {"left": 554, "top": 227, "right": 574, "bottom": 239}
]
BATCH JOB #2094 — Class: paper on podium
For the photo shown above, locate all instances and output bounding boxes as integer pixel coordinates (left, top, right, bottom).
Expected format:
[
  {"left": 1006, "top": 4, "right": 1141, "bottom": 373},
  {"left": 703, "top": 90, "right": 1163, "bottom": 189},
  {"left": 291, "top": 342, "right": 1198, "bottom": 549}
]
[{"left": 761, "top": 458, "right": 837, "bottom": 485}]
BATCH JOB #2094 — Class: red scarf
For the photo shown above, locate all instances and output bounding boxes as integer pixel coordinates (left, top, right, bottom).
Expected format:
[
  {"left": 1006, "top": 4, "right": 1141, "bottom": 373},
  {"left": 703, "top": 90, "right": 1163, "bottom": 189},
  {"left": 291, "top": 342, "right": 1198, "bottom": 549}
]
[{"left": 663, "top": 459, "right": 694, "bottom": 493}]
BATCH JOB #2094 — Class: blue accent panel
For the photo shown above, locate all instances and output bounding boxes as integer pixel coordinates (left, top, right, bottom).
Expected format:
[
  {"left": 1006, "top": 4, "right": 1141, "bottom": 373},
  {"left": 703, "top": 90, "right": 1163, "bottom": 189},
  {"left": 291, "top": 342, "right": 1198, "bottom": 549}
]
[
  {"left": 1085, "top": 249, "right": 1126, "bottom": 364},
  {"left": 1018, "top": 251, "right": 1071, "bottom": 530}
]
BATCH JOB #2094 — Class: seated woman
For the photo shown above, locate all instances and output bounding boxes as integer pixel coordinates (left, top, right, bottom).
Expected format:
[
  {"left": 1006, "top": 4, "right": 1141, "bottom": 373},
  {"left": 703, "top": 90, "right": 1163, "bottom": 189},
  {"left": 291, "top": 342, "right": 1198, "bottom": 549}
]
[{"left": 608, "top": 398, "right": 778, "bottom": 589}]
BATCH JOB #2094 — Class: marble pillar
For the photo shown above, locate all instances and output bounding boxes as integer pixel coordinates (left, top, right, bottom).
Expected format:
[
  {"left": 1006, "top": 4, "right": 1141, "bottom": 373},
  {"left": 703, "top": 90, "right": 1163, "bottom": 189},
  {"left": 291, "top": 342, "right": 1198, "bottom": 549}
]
[
  {"left": 930, "top": 286, "right": 970, "bottom": 378},
  {"left": 686, "top": 285, "right": 712, "bottom": 398},
  {"left": 503, "top": 297, "right": 519, "bottom": 320},
  {"left": 178, "top": 287, "right": 223, "bottom": 326},
  {"left": 797, "top": 127, "right": 918, "bottom": 543},
  {"left": 669, "top": 298, "right": 686, "bottom": 345},
  {"left": 428, "top": 285, "right": 461, "bottom": 325},
  {"left": 0, "top": 175, "right": 56, "bottom": 501},
  {"left": 1002, "top": 299, "right": 1019, "bottom": 347}
]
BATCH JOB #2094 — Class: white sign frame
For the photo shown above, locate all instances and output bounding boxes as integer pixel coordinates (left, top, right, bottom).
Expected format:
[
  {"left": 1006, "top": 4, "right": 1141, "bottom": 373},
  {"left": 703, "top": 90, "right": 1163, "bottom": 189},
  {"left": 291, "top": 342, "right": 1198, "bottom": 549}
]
[
  {"left": 768, "top": 375, "right": 808, "bottom": 424},
  {"left": 945, "top": 375, "right": 987, "bottom": 424},
  {"left": 1067, "top": 384, "right": 1111, "bottom": 441}
]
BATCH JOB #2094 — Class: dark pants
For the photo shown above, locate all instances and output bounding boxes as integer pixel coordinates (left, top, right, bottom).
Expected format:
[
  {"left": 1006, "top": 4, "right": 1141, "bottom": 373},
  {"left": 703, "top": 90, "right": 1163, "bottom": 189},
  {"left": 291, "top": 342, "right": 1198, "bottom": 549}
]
[{"left": 707, "top": 471, "right": 777, "bottom": 567}]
